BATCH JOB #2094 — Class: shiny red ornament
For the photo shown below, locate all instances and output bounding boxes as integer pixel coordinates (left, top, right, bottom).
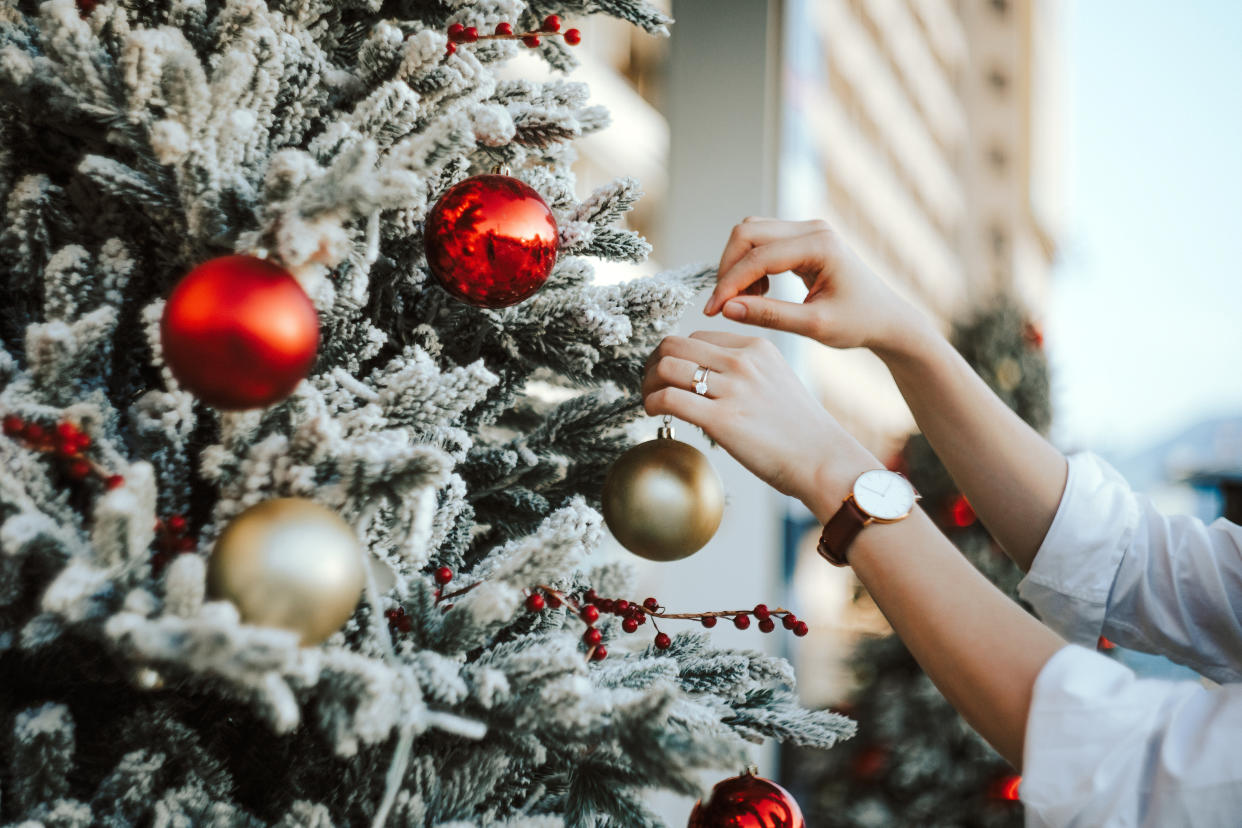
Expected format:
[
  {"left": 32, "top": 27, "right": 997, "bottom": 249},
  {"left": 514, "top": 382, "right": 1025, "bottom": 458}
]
[
  {"left": 160, "top": 255, "right": 319, "bottom": 410},
  {"left": 990, "top": 774, "right": 1023, "bottom": 801},
  {"left": 423, "top": 174, "right": 558, "bottom": 308},
  {"left": 949, "top": 494, "right": 977, "bottom": 528},
  {"left": 688, "top": 770, "right": 805, "bottom": 828}
]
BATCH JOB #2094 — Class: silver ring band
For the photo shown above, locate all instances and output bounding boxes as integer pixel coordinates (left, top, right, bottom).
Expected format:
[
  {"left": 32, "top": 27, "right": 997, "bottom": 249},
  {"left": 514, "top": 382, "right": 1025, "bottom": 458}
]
[{"left": 693, "top": 366, "right": 710, "bottom": 396}]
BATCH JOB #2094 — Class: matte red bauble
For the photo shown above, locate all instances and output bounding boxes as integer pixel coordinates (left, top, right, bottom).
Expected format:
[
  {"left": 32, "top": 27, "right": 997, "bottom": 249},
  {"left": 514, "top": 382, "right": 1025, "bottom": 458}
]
[
  {"left": 688, "top": 770, "right": 805, "bottom": 828},
  {"left": 423, "top": 174, "right": 558, "bottom": 308},
  {"left": 160, "top": 255, "right": 319, "bottom": 410}
]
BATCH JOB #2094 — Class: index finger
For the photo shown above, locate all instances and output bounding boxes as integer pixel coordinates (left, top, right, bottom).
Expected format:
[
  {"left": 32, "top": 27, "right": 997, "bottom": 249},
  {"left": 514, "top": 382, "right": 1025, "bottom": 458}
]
[
  {"left": 705, "top": 233, "right": 830, "bottom": 316},
  {"left": 712, "top": 220, "right": 830, "bottom": 307}
]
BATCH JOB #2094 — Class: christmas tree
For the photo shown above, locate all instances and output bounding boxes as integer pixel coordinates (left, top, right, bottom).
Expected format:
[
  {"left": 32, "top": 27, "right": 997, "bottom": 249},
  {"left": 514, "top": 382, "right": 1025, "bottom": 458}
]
[
  {"left": 783, "top": 301, "right": 1052, "bottom": 828},
  {"left": 0, "top": 2, "right": 851, "bottom": 825}
]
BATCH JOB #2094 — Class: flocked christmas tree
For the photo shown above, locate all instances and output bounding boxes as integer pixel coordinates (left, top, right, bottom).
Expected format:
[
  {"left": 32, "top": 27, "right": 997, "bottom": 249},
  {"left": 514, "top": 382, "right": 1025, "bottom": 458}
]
[
  {"left": 0, "top": 2, "right": 852, "bottom": 825},
  {"left": 783, "top": 301, "right": 1056, "bottom": 827}
]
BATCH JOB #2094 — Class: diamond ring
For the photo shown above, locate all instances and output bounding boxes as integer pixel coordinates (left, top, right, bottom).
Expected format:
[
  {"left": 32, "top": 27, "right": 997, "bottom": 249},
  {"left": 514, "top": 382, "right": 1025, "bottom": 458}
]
[{"left": 692, "top": 366, "right": 710, "bottom": 396}]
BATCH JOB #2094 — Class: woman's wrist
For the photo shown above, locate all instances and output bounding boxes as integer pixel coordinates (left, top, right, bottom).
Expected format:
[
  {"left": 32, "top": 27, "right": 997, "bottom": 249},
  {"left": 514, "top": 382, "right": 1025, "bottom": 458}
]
[
  {"left": 869, "top": 308, "right": 944, "bottom": 370},
  {"left": 801, "top": 446, "right": 884, "bottom": 525}
]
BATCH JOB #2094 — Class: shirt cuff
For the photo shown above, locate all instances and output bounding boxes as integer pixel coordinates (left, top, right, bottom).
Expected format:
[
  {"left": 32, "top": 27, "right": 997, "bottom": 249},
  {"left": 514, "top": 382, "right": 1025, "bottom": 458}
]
[
  {"left": 1021, "top": 645, "right": 1208, "bottom": 828},
  {"left": 1017, "top": 452, "right": 1139, "bottom": 647}
]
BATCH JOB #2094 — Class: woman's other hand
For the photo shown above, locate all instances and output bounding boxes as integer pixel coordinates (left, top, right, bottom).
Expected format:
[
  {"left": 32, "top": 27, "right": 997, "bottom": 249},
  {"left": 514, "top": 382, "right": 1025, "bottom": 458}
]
[
  {"left": 702, "top": 218, "right": 931, "bottom": 360},
  {"left": 642, "top": 330, "right": 877, "bottom": 521}
]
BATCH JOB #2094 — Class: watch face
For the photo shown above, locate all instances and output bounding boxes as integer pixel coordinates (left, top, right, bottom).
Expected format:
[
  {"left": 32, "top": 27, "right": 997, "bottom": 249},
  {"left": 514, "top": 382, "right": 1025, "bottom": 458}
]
[{"left": 852, "top": 470, "right": 917, "bottom": 520}]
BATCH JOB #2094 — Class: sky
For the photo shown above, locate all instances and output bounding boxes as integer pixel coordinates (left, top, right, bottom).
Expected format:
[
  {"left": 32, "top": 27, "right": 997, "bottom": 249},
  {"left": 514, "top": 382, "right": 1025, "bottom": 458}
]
[{"left": 1047, "top": 1, "right": 1242, "bottom": 454}]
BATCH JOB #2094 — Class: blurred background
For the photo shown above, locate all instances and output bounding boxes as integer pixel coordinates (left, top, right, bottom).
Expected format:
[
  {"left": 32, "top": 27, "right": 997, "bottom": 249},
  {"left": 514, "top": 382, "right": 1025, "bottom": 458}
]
[{"left": 515, "top": 0, "right": 1242, "bottom": 822}]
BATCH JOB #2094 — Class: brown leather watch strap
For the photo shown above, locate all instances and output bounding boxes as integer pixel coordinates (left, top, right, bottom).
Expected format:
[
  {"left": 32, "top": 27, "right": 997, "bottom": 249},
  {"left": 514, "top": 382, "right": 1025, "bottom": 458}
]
[{"left": 817, "top": 495, "right": 871, "bottom": 567}]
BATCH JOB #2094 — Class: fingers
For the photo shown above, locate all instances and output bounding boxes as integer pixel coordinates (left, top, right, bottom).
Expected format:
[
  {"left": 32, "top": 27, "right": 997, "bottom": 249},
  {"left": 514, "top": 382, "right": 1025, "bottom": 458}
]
[
  {"left": 714, "top": 219, "right": 828, "bottom": 296},
  {"left": 641, "top": 354, "right": 730, "bottom": 399},
  {"left": 642, "top": 386, "right": 715, "bottom": 433},
  {"left": 720, "top": 295, "right": 826, "bottom": 339},
  {"left": 705, "top": 231, "right": 833, "bottom": 317},
  {"left": 646, "top": 334, "right": 735, "bottom": 373}
]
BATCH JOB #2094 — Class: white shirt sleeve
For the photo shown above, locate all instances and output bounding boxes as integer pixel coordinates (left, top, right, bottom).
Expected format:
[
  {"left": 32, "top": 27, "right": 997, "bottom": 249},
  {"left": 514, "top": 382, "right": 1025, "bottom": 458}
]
[
  {"left": 1022, "top": 645, "right": 1242, "bottom": 828},
  {"left": 1017, "top": 451, "right": 1242, "bottom": 684}
]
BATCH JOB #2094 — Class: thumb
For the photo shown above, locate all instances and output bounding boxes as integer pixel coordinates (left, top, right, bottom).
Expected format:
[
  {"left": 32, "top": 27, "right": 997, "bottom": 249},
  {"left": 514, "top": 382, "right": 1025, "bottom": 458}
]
[{"left": 721, "top": 296, "right": 824, "bottom": 339}]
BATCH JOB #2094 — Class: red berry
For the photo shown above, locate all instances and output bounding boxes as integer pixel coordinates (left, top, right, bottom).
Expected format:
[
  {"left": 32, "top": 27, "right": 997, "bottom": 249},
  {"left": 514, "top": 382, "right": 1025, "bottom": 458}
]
[
  {"left": 56, "top": 422, "right": 80, "bottom": 453},
  {"left": 385, "top": 609, "right": 398, "bottom": 619},
  {"left": 643, "top": 597, "right": 659, "bottom": 612},
  {"left": 523, "top": 35, "right": 541, "bottom": 47},
  {"left": 546, "top": 592, "right": 563, "bottom": 609},
  {"left": 701, "top": 616, "right": 718, "bottom": 628},
  {"left": 634, "top": 612, "right": 647, "bottom": 625},
  {"left": 598, "top": 599, "right": 615, "bottom": 614},
  {"left": 614, "top": 599, "right": 630, "bottom": 614},
  {"left": 753, "top": 603, "right": 770, "bottom": 620},
  {"left": 794, "top": 621, "right": 810, "bottom": 637},
  {"left": 654, "top": 632, "right": 672, "bottom": 650},
  {"left": 525, "top": 593, "right": 546, "bottom": 612},
  {"left": 542, "top": 14, "right": 561, "bottom": 32},
  {"left": 176, "top": 536, "right": 196, "bottom": 552},
  {"left": 759, "top": 618, "right": 776, "bottom": 633},
  {"left": 2, "top": 415, "right": 24, "bottom": 437},
  {"left": 584, "top": 589, "right": 598, "bottom": 603},
  {"left": 166, "top": 514, "right": 187, "bottom": 534},
  {"left": 591, "top": 645, "right": 607, "bottom": 661},
  {"left": 445, "top": 42, "right": 456, "bottom": 55},
  {"left": 496, "top": 22, "right": 514, "bottom": 36},
  {"left": 733, "top": 614, "right": 751, "bottom": 630},
  {"left": 434, "top": 566, "right": 453, "bottom": 585},
  {"left": 583, "top": 627, "right": 602, "bottom": 646},
  {"left": 463, "top": 26, "right": 479, "bottom": 42},
  {"left": 447, "top": 22, "right": 465, "bottom": 42},
  {"left": 105, "top": 475, "right": 125, "bottom": 490},
  {"left": 73, "top": 433, "right": 91, "bottom": 452},
  {"left": 24, "top": 424, "right": 46, "bottom": 444},
  {"left": 580, "top": 605, "right": 600, "bottom": 624},
  {"left": 397, "top": 615, "right": 412, "bottom": 632},
  {"left": 622, "top": 617, "right": 639, "bottom": 633},
  {"left": 67, "top": 459, "right": 91, "bottom": 479},
  {"left": 782, "top": 613, "right": 798, "bottom": 630},
  {"left": 563, "top": 28, "right": 581, "bottom": 46}
]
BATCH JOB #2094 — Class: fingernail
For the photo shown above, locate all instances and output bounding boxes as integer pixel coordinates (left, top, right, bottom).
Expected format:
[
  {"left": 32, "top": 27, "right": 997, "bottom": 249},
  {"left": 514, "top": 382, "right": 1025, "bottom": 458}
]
[
  {"left": 702, "top": 298, "right": 714, "bottom": 315},
  {"left": 722, "top": 300, "right": 746, "bottom": 321}
]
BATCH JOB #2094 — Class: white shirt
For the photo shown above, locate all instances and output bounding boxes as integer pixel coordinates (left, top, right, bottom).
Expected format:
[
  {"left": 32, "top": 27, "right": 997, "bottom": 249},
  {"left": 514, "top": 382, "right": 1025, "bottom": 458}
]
[{"left": 1017, "top": 452, "right": 1242, "bottom": 827}]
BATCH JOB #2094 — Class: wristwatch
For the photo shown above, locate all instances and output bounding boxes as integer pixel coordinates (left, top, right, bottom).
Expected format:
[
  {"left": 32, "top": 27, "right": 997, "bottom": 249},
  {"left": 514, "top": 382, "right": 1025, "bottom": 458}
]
[{"left": 817, "top": 469, "right": 920, "bottom": 567}]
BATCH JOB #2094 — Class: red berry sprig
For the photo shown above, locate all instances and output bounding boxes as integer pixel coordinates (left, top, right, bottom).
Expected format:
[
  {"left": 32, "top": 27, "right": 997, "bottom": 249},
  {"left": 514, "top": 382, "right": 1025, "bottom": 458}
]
[
  {"left": 521, "top": 586, "right": 811, "bottom": 661},
  {"left": 151, "top": 514, "right": 196, "bottom": 575},
  {"left": 385, "top": 606, "right": 413, "bottom": 634},
  {"left": 3, "top": 414, "right": 125, "bottom": 490},
  {"left": 444, "top": 16, "right": 582, "bottom": 54}
]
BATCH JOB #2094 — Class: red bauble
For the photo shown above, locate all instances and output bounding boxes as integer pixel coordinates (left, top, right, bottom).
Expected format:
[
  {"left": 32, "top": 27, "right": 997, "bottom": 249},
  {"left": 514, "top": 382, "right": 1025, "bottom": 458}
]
[
  {"left": 949, "top": 494, "right": 977, "bottom": 528},
  {"left": 160, "top": 255, "right": 319, "bottom": 410},
  {"left": 688, "top": 771, "right": 804, "bottom": 828},
  {"left": 423, "top": 174, "right": 558, "bottom": 308}
]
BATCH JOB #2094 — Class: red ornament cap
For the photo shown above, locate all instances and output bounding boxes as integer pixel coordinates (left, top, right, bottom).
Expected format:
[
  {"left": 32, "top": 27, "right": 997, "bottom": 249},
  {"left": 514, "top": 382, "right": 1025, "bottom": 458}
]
[
  {"left": 688, "top": 770, "right": 805, "bottom": 828},
  {"left": 423, "top": 174, "right": 558, "bottom": 308},
  {"left": 160, "top": 255, "right": 319, "bottom": 410}
]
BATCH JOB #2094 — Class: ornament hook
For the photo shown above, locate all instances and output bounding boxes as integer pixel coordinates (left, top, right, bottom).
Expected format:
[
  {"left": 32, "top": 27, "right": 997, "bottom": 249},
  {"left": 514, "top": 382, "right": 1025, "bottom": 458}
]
[{"left": 658, "top": 415, "right": 674, "bottom": 440}]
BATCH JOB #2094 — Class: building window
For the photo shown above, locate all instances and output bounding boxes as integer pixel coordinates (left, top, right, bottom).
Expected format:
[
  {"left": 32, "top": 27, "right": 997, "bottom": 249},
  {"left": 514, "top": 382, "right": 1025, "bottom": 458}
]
[
  {"left": 990, "top": 225, "right": 1008, "bottom": 259},
  {"left": 987, "top": 144, "right": 1008, "bottom": 173}
]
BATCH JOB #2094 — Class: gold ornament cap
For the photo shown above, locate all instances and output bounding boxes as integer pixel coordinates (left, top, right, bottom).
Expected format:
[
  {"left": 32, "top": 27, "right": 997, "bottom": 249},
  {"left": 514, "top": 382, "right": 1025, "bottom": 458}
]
[
  {"left": 601, "top": 421, "right": 724, "bottom": 562},
  {"left": 207, "top": 498, "right": 365, "bottom": 645}
]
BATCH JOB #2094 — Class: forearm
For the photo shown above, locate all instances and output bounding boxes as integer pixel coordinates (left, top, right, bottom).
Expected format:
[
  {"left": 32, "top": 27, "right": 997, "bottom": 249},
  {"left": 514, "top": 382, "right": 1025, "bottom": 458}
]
[
  {"left": 878, "top": 322, "right": 1068, "bottom": 571},
  {"left": 806, "top": 486, "right": 1065, "bottom": 767}
]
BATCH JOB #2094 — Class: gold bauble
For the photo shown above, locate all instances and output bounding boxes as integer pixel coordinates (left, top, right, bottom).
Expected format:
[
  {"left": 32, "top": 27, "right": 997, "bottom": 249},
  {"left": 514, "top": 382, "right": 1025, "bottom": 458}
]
[
  {"left": 601, "top": 425, "right": 725, "bottom": 562},
  {"left": 207, "top": 498, "right": 365, "bottom": 645}
]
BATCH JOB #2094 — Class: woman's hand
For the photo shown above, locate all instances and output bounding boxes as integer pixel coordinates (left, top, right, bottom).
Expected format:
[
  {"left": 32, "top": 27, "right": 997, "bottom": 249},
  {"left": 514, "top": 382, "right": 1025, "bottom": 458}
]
[
  {"left": 702, "top": 218, "right": 931, "bottom": 360},
  {"left": 642, "top": 330, "right": 878, "bottom": 520}
]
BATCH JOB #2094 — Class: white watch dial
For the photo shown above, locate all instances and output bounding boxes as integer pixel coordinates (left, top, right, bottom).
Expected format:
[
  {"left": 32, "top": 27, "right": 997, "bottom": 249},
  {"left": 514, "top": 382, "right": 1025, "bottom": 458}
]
[{"left": 852, "top": 469, "right": 917, "bottom": 520}]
